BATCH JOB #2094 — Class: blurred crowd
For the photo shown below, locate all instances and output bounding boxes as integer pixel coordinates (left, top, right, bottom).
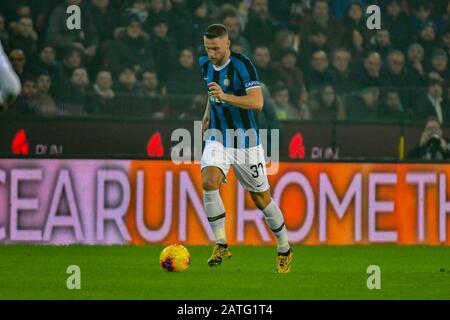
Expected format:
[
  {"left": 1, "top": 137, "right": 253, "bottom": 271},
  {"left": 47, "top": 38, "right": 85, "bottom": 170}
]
[{"left": 1, "top": 0, "right": 450, "bottom": 124}]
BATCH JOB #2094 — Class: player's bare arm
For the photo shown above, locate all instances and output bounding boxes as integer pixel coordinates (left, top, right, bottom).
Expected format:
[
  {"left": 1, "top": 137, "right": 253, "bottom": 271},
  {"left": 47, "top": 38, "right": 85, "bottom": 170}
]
[{"left": 208, "top": 82, "right": 264, "bottom": 111}]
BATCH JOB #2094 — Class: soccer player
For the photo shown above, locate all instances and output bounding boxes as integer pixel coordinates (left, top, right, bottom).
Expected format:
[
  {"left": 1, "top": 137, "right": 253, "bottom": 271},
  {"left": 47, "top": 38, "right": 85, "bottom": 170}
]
[
  {"left": 199, "top": 24, "right": 293, "bottom": 273},
  {"left": 0, "top": 41, "right": 21, "bottom": 109}
]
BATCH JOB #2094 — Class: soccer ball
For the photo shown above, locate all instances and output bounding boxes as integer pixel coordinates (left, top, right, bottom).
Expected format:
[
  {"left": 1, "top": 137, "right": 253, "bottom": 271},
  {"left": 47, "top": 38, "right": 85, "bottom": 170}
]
[{"left": 159, "top": 244, "right": 190, "bottom": 272}]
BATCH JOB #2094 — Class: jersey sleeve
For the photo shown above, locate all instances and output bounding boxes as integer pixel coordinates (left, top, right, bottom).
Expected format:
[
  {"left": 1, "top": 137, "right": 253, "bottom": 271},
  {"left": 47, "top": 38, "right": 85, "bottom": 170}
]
[
  {"left": 198, "top": 55, "right": 209, "bottom": 87},
  {"left": 235, "top": 56, "right": 261, "bottom": 91}
]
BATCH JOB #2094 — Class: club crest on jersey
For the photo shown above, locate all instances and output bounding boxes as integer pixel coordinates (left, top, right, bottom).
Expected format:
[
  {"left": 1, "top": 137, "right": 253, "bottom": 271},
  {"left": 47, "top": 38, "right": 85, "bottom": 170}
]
[{"left": 223, "top": 77, "right": 230, "bottom": 87}]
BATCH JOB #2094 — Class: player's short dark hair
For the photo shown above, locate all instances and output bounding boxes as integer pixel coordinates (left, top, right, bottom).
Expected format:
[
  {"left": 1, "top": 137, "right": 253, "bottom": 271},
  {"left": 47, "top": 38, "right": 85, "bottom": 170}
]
[{"left": 204, "top": 24, "right": 228, "bottom": 39}]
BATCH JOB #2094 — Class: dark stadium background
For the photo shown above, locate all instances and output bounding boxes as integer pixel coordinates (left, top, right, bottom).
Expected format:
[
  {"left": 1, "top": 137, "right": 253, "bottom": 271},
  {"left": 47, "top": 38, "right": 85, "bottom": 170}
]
[
  {"left": 1, "top": 0, "right": 450, "bottom": 160},
  {"left": 2, "top": 0, "right": 450, "bottom": 301}
]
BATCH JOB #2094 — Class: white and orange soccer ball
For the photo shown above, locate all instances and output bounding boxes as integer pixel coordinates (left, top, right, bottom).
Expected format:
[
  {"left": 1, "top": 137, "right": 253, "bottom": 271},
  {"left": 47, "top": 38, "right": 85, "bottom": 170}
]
[{"left": 159, "top": 244, "right": 191, "bottom": 272}]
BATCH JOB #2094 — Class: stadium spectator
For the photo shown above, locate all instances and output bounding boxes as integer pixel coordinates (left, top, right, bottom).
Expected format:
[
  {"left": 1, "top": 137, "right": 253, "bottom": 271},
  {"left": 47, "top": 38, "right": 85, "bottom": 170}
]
[
  {"left": 175, "top": 48, "right": 198, "bottom": 83},
  {"left": 35, "top": 73, "right": 58, "bottom": 116},
  {"left": 245, "top": 0, "right": 275, "bottom": 48},
  {"left": 9, "top": 4, "right": 33, "bottom": 21},
  {"left": 8, "top": 48, "right": 28, "bottom": 79},
  {"left": 167, "top": 48, "right": 202, "bottom": 113},
  {"left": 346, "top": 86, "right": 380, "bottom": 120},
  {"left": 428, "top": 49, "right": 450, "bottom": 86},
  {"left": 88, "top": 70, "right": 115, "bottom": 114},
  {"left": 330, "top": 0, "right": 365, "bottom": 18},
  {"left": 383, "top": 0, "right": 411, "bottom": 50},
  {"left": 439, "top": 0, "right": 450, "bottom": 28},
  {"left": 298, "top": 25, "right": 330, "bottom": 70},
  {"left": 150, "top": 17, "right": 178, "bottom": 81},
  {"left": 167, "top": 48, "right": 201, "bottom": 95},
  {"left": 30, "top": 45, "right": 62, "bottom": 95},
  {"left": 140, "top": 69, "right": 169, "bottom": 118},
  {"left": 188, "top": 0, "right": 210, "bottom": 51},
  {"left": 58, "top": 48, "right": 84, "bottom": 98},
  {"left": 341, "top": 1, "right": 366, "bottom": 36},
  {"left": 230, "top": 42, "right": 244, "bottom": 54},
  {"left": 145, "top": 0, "right": 170, "bottom": 33},
  {"left": 268, "top": 0, "right": 312, "bottom": 28},
  {"left": 381, "top": 50, "right": 408, "bottom": 94},
  {"left": 352, "top": 51, "right": 383, "bottom": 89},
  {"left": 412, "top": 78, "right": 449, "bottom": 124},
  {"left": 47, "top": 0, "right": 99, "bottom": 59},
  {"left": 222, "top": 13, "right": 251, "bottom": 54},
  {"left": 410, "top": 0, "right": 434, "bottom": 34},
  {"left": 115, "top": 67, "right": 139, "bottom": 94},
  {"left": 252, "top": 45, "right": 282, "bottom": 90},
  {"left": 370, "top": 29, "right": 393, "bottom": 60},
  {"left": 272, "top": 83, "right": 303, "bottom": 120},
  {"left": 62, "top": 67, "right": 90, "bottom": 115},
  {"left": 0, "top": 0, "right": 450, "bottom": 127},
  {"left": 140, "top": 70, "right": 163, "bottom": 98},
  {"left": 301, "top": 0, "right": 343, "bottom": 48},
  {"left": 330, "top": 48, "right": 353, "bottom": 94},
  {"left": 89, "top": 0, "right": 120, "bottom": 43},
  {"left": 406, "top": 43, "right": 427, "bottom": 88},
  {"left": 378, "top": 89, "right": 408, "bottom": 121},
  {"left": 8, "top": 16, "right": 38, "bottom": 58},
  {"left": 345, "top": 29, "right": 367, "bottom": 65},
  {"left": 304, "top": 50, "right": 332, "bottom": 92},
  {"left": 106, "top": 16, "right": 154, "bottom": 77},
  {"left": 121, "top": 0, "right": 149, "bottom": 28},
  {"left": 310, "top": 84, "right": 345, "bottom": 121},
  {"left": 12, "top": 77, "right": 37, "bottom": 115},
  {"left": 416, "top": 21, "right": 439, "bottom": 59},
  {"left": 270, "top": 28, "right": 296, "bottom": 63},
  {"left": 169, "top": 0, "right": 195, "bottom": 50},
  {"left": 408, "top": 116, "right": 450, "bottom": 159},
  {"left": 273, "top": 48, "right": 307, "bottom": 105}
]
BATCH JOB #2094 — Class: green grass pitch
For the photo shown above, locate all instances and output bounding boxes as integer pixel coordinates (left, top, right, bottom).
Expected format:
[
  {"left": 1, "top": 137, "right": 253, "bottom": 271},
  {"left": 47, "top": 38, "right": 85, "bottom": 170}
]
[{"left": 0, "top": 245, "right": 449, "bottom": 300}]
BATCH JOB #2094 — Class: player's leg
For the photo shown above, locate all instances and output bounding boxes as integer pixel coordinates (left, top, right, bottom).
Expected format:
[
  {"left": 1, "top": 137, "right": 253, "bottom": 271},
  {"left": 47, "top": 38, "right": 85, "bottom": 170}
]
[
  {"left": 249, "top": 190, "right": 293, "bottom": 273},
  {"left": 202, "top": 165, "right": 227, "bottom": 245},
  {"left": 201, "top": 141, "right": 232, "bottom": 266},
  {"left": 0, "top": 42, "right": 21, "bottom": 108},
  {"left": 249, "top": 190, "right": 291, "bottom": 254},
  {"left": 233, "top": 144, "right": 293, "bottom": 273}
]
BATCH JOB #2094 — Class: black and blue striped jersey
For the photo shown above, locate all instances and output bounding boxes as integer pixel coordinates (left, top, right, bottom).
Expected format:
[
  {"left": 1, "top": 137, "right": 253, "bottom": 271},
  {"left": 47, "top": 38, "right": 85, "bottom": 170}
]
[{"left": 199, "top": 52, "right": 262, "bottom": 148}]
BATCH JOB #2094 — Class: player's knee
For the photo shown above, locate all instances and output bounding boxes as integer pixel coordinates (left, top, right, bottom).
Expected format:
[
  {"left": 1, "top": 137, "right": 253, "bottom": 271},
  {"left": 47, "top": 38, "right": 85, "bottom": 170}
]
[
  {"left": 250, "top": 191, "right": 271, "bottom": 210},
  {"left": 202, "top": 176, "right": 221, "bottom": 191}
]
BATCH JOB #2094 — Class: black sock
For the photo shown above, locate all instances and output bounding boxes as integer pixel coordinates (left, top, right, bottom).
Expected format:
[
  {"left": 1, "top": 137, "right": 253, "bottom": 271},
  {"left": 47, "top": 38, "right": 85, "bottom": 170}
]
[{"left": 278, "top": 249, "right": 291, "bottom": 256}]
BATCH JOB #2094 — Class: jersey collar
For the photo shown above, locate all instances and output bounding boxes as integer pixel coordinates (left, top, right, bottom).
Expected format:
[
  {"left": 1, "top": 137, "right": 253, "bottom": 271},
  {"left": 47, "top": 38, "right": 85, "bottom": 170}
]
[{"left": 212, "top": 58, "right": 231, "bottom": 71}]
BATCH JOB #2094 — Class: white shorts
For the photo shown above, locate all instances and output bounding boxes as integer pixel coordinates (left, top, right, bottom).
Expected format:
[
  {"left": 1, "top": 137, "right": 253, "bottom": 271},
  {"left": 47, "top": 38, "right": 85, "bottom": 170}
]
[{"left": 201, "top": 141, "right": 270, "bottom": 192}]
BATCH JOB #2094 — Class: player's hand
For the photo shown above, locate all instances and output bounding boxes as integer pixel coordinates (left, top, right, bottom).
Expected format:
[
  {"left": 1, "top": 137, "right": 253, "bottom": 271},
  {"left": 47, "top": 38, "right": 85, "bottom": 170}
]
[{"left": 208, "top": 82, "right": 225, "bottom": 102}]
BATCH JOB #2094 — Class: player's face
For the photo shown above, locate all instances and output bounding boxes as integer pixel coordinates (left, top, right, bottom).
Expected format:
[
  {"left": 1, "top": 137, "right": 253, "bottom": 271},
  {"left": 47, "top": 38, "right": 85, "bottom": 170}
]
[{"left": 204, "top": 36, "right": 230, "bottom": 66}]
